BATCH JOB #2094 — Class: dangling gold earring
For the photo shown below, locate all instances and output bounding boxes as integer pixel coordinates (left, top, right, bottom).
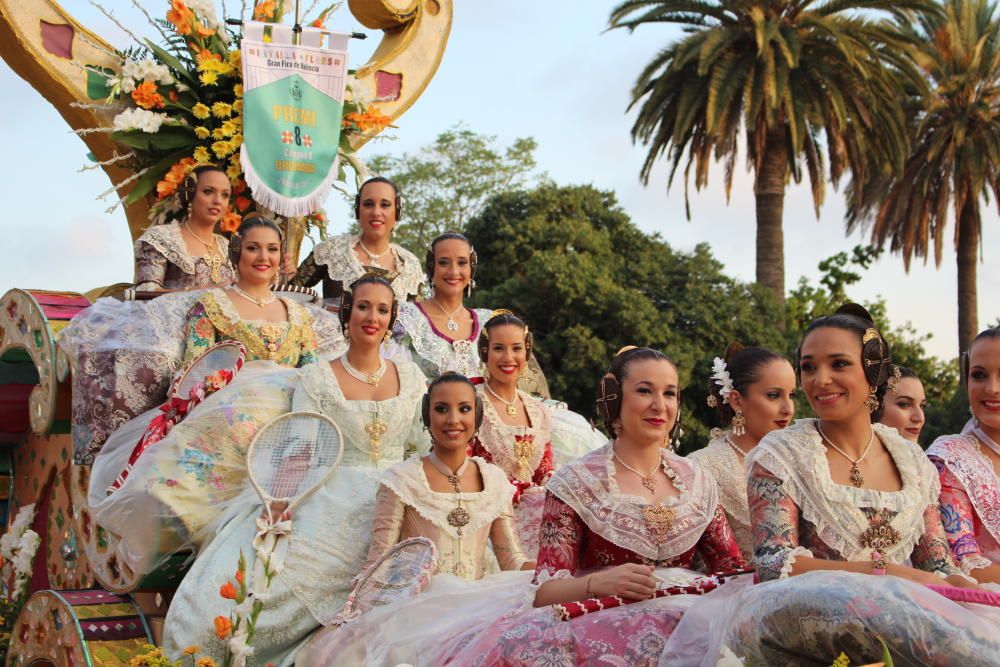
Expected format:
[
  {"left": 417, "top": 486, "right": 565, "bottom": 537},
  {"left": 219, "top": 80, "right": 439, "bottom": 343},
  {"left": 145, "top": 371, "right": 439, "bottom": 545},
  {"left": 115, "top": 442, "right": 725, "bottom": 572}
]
[
  {"left": 731, "top": 410, "right": 746, "bottom": 437},
  {"left": 611, "top": 418, "right": 622, "bottom": 438},
  {"left": 865, "top": 386, "right": 879, "bottom": 413},
  {"left": 382, "top": 330, "right": 391, "bottom": 344},
  {"left": 344, "top": 328, "right": 351, "bottom": 341}
]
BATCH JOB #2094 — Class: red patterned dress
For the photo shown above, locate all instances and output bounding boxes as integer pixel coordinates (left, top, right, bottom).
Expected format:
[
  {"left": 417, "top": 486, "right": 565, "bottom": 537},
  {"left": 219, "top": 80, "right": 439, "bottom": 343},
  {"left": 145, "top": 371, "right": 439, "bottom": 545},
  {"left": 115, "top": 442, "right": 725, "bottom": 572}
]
[{"left": 437, "top": 443, "right": 746, "bottom": 666}]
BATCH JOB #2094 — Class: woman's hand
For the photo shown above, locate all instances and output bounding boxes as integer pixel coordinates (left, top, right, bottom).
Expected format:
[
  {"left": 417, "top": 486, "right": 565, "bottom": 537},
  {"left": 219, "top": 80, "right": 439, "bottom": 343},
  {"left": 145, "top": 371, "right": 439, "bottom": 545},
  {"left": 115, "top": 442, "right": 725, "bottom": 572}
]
[
  {"left": 261, "top": 501, "right": 291, "bottom": 524},
  {"left": 885, "top": 563, "right": 945, "bottom": 586},
  {"left": 588, "top": 563, "right": 657, "bottom": 600},
  {"left": 280, "top": 253, "right": 298, "bottom": 281},
  {"left": 520, "top": 560, "right": 536, "bottom": 571}
]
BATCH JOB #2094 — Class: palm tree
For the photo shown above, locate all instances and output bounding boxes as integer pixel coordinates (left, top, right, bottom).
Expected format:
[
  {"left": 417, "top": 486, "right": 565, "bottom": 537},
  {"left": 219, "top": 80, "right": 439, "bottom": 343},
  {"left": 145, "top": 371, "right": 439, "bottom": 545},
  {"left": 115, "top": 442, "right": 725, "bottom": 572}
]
[
  {"left": 609, "top": 1, "right": 935, "bottom": 311},
  {"left": 846, "top": 0, "right": 1000, "bottom": 354}
]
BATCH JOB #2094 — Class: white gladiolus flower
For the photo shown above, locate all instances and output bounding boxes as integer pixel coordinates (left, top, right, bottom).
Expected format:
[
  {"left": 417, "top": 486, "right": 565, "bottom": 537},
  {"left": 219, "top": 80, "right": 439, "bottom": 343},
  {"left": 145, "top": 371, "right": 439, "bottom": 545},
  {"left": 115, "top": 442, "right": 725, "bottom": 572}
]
[
  {"left": 0, "top": 532, "right": 19, "bottom": 560},
  {"left": 717, "top": 646, "right": 745, "bottom": 666},
  {"left": 12, "top": 547, "right": 34, "bottom": 576},
  {"left": 11, "top": 504, "right": 35, "bottom": 532},
  {"left": 113, "top": 108, "right": 168, "bottom": 133}
]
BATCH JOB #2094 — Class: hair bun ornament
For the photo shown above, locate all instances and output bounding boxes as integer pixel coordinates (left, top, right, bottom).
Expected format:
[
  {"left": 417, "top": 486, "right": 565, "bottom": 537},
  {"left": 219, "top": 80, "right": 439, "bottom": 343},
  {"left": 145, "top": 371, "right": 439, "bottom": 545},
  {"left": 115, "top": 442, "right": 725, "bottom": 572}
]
[
  {"left": 709, "top": 357, "right": 735, "bottom": 405},
  {"left": 615, "top": 345, "right": 639, "bottom": 358},
  {"left": 835, "top": 302, "right": 875, "bottom": 324},
  {"left": 723, "top": 341, "right": 745, "bottom": 362}
]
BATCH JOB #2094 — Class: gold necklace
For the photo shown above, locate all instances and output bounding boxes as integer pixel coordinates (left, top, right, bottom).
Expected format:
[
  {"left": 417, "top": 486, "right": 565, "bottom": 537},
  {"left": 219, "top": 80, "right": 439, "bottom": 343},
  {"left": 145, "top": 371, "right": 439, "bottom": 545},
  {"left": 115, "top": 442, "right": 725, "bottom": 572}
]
[
  {"left": 231, "top": 285, "right": 276, "bottom": 308},
  {"left": 431, "top": 299, "right": 465, "bottom": 333},
  {"left": 817, "top": 422, "right": 875, "bottom": 488},
  {"left": 428, "top": 451, "right": 471, "bottom": 536},
  {"left": 612, "top": 446, "right": 663, "bottom": 493},
  {"left": 364, "top": 409, "right": 389, "bottom": 464},
  {"left": 185, "top": 222, "right": 224, "bottom": 283},
  {"left": 485, "top": 380, "right": 519, "bottom": 417}
]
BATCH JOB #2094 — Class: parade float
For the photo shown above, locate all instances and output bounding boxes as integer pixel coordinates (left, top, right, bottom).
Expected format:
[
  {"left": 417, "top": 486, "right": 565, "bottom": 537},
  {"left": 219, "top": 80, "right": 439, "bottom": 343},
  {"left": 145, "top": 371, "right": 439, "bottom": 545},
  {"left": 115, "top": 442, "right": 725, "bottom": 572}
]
[{"left": 0, "top": 1, "right": 452, "bottom": 663}]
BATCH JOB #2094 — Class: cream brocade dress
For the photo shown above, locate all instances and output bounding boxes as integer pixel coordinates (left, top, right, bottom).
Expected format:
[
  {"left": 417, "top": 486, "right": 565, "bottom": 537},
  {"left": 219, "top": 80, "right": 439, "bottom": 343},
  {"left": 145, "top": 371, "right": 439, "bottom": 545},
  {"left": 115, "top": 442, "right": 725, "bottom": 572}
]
[
  {"left": 161, "top": 360, "right": 428, "bottom": 666},
  {"left": 296, "top": 456, "right": 533, "bottom": 666},
  {"left": 133, "top": 221, "right": 234, "bottom": 291},
  {"left": 687, "top": 432, "right": 753, "bottom": 560}
]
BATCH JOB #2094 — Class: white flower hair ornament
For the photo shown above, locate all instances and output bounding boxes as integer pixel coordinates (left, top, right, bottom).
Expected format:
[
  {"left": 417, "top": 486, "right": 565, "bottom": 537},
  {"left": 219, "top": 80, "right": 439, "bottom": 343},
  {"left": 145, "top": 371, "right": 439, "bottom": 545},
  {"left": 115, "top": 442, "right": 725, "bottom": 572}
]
[{"left": 706, "top": 357, "right": 735, "bottom": 407}]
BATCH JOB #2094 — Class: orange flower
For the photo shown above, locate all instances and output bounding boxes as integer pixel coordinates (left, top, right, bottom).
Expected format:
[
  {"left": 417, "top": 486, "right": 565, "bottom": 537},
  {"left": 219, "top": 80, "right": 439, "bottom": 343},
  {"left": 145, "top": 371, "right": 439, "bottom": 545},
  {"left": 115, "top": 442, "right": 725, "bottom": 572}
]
[
  {"left": 183, "top": 646, "right": 200, "bottom": 655},
  {"left": 213, "top": 615, "right": 232, "bottom": 640},
  {"left": 310, "top": 18, "right": 325, "bottom": 29},
  {"left": 235, "top": 568, "right": 245, "bottom": 585},
  {"left": 219, "top": 581, "right": 237, "bottom": 599},
  {"left": 168, "top": 90, "right": 179, "bottom": 102},
  {"left": 194, "top": 21, "right": 216, "bottom": 37},
  {"left": 166, "top": 0, "right": 194, "bottom": 34},
  {"left": 195, "top": 48, "right": 223, "bottom": 66},
  {"left": 342, "top": 107, "right": 393, "bottom": 133},
  {"left": 253, "top": 0, "right": 277, "bottom": 21},
  {"left": 131, "top": 81, "right": 165, "bottom": 110},
  {"left": 220, "top": 210, "right": 241, "bottom": 233},
  {"left": 156, "top": 157, "right": 196, "bottom": 200},
  {"left": 236, "top": 195, "right": 253, "bottom": 212}
]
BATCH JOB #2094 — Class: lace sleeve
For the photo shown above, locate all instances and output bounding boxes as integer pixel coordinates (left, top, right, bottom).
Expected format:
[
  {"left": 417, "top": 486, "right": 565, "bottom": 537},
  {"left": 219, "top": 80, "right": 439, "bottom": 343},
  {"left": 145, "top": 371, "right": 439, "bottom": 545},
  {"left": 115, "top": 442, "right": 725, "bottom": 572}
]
[
  {"left": 533, "top": 491, "right": 584, "bottom": 583},
  {"left": 181, "top": 301, "right": 216, "bottom": 365},
  {"left": 696, "top": 504, "right": 748, "bottom": 572},
  {"left": 292, "top": 251, "right": 324, "bottom": 288},
  {"left": 748, "top": 461, "right": 808, "bottom": 581},
  {"left": 931, "top": 458, "right": 993, "bottom": 574},
  {"left": 360, "top": 485, "right": 406, "bottom": 571},
  {"left": 491, "top": 501, "right": 530, "bottom": 571},
  {"left": 134, "top": 241, "right": 167, "bottom": 290}
]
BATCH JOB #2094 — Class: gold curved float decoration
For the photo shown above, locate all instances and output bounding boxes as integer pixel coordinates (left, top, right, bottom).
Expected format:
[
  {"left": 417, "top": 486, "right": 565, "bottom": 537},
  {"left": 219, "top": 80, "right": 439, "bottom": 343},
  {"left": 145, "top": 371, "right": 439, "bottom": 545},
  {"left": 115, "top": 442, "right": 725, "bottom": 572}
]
[{"left": 0, "top": 0, "right": 453, "bottom": 240}]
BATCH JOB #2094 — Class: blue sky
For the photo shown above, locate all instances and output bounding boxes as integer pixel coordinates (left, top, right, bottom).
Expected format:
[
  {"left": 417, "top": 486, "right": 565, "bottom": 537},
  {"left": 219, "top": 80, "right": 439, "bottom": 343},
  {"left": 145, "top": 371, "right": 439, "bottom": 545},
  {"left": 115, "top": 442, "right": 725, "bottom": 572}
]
[{"left": 1, "top": 1, "right": 996, "bottom": 360}]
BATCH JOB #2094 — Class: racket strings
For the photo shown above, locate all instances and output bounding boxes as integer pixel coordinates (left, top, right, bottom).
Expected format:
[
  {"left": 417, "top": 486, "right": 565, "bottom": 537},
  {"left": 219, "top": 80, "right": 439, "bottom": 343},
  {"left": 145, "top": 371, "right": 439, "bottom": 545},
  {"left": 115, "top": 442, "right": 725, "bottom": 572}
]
[{"left": 247, "top": 414, "right": 343, "bottom": 507}]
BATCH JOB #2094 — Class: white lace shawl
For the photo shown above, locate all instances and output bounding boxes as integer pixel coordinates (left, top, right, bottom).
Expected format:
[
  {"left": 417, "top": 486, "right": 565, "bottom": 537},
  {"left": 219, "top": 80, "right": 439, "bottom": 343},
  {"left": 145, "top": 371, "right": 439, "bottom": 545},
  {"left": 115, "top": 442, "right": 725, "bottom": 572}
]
[
  {"left": 379, "top": 455, "right": 516, "bottom": 539},
  {"left": 312, "top": 233, "right": 425, "bottom": 300},
  {"left": 546, "top": 444, "right": 719, "bottom": 562},
  {"left": 135, "top": 222, "right": 229, "bottom": 275},
  {"left": 747, "top": 419, "right": 939, "bottom": 564},
  {"left": 476, "top": 387, "right": 552, "bottom": 483},
  {"left": 927, "top": 432, "right": 1000, "bottom": 549},
  {"left": 687, "top": 434, "right": 751, "bottom": 556},
  {"left": 292, "top": 359, "right": 427, "bottom": 467},
  {"left": 391, "top": 301, "right": 493, "bottom": 378}
]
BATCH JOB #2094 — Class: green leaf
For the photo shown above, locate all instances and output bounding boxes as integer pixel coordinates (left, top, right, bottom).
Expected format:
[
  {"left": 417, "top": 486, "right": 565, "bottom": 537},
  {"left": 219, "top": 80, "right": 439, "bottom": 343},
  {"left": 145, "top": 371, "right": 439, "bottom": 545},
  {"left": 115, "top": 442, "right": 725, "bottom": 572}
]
[
  {"left": 124, "top": 149, "right": 188, "bottom": 205},
  {"left": 144, "top": 39, "right": 198, "bottom": 87},
  {"left": 86, "top": 67, "right": 115, "bottom": 100}
]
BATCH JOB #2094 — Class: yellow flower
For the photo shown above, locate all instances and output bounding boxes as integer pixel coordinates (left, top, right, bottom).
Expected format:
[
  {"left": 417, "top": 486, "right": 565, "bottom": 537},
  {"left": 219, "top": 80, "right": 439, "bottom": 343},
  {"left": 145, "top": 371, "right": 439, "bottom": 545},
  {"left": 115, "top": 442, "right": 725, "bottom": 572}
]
[
  {"left": 230, "top": 134, "right": 244, "bottom": 147},
  {"left": 212, "top": 140, "right": 234, "bottom": 158},
  {"left": 192, "top": 103, "right": 211, "bottom": 119},
  {"left": 221, "top": 120, "right": 238, "bottom": 137},
  {"left": 212, "top": 102, "right": 233, "bottom": 118},
  {"left": 200, "top": 70, "right": 219, "bottom": 86},
  {"left": 226, "top": 161, "right": 242, "bottom": 181},
  {"left": 199, "top": 58, "right": 233, "bottom": 76},
  {"left": 212, "top": 127, "right": 226, "bottom": 140},
  {"left": 193, "top": 146, "right": 211, "bottom": 163},
  {"left": 197, "top": 658, "right": 217, "bottom": 667},
  {"left": 183, "top": 646, "right": 199, "bottom": 655},
  {"left": 232, "top": 99, "right": 244, "bottom": 113},
  {"left": 194, "top": 126, "right": 210, "bottom": 139},
  {"left": 234, "top": 83, "right": 244, "bottom": 98},
  {"left": 829, "top": 654, "right": 849, "bottom": 667}
]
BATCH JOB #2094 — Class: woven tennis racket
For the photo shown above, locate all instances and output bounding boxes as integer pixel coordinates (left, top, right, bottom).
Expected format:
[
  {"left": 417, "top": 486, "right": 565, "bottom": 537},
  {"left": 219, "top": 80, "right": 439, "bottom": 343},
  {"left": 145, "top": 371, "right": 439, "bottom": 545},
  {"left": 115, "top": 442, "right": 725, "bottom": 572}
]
[
  {"left": 107, "top": 341, "right": 245, "bottom": 494},
  {"left": 332, "top": 537, "right": 439, "bottom": 626}
]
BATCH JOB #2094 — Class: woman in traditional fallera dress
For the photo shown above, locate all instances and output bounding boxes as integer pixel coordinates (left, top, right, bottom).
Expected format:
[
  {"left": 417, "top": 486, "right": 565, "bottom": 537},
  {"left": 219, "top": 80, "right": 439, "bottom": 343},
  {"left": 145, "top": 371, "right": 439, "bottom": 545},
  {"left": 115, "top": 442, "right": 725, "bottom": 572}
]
[
  {"left": 133, "top": 165, "right": 236, "bottom": 292},
  {"left": 86, "top": 217, "right": 320, "bottom": 580},
  {"left": 161, "top": 276, "right": 427, "bottom": 665},
  {"left": 927, "top": 326, "right": 1000, "bottom": 584},
  {"left": 687, "top": 343, "right": 795, "bottom": 559},
  {"left": 297, "top": 373, "right": 535, "bottom": 666},
  {"left": 436, "top": 347, "right": 746, "bottom": 666},
  {"left": 662, "top": 305, "right": 1000, "bottom": 667},
  {"left": 292, "top": 176, "right": 425, "bottom": 306},
  {"left": 472, "top": 311, "right": 555, "bottom": 558},
  {"left": 876, "top": 365, "right": 927, "bottom": 443}
]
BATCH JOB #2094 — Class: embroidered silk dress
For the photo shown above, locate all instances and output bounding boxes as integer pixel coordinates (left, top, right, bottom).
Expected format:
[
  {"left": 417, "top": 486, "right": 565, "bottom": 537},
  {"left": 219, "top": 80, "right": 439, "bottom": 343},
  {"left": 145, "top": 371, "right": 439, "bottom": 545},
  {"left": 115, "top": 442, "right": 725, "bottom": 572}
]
[
  {"left": 661, "top": 419, "right": 1000, "bottom": 666},
  {"left": 436, "top": 444, "right": 746, "bottom": 666},
  {"left": 687, "top": 431, "right": 753, "bottom": 560},
  {"left": 180, "top": 288, "right": 318, "bottom": 367},
  {"left": 133, "top": 221, "right": 234, "bottom": 291},
  {"left": 927, "top": 423, "right": 1000, "bottom": 575},
  {"left": 161, "top": 360, "right": 428, "bottom": 666},
  {"left": 471, "top": 386, "right": 554, "bottom": 559},
  {"left": 292, "top": 233, "right": 425, "bottom": 305},
  {"left": 296, "top": 456, "right": 533, "bottom": 666}
]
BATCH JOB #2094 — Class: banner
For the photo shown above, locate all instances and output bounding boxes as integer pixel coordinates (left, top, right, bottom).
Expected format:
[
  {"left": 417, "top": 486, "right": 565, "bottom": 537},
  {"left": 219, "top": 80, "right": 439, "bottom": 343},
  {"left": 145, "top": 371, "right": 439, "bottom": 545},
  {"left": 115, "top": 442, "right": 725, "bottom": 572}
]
[{"left": 240, "top": 23, "right": 349, "bottom": 217}]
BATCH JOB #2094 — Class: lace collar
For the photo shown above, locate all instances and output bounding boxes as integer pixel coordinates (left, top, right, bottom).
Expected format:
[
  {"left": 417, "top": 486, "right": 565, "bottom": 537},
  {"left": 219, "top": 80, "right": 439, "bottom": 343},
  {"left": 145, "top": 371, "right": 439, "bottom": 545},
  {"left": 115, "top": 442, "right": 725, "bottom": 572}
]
[
  {"left": 135, "top": 222, "right": 229, "bottom": 275},
  {"left": 687, "top": 434, "right": 749, "bottom": 530},
  {"left": 927, "top": 431, "right": 1000, "bottom": 547},
  {"left": 379, "top": 455, "right": 515, "bottom": 539},
  {"left": 311, "top": 233, "right": 425, "bottom": 300},
  {"left": 395, "top": 301, "right": 492, "bottom": 378},
  {"left": 476, "top": 387, "right": 552, "bottom": 483},
  {"left": 748, "top": 418, "right": 938, "bottom": 564},
  {"left": 203, "top": 288, "right": 307, "bottom": 328},
  {"left": 546, "top": 444, "right": 719, "bottom": 561}
]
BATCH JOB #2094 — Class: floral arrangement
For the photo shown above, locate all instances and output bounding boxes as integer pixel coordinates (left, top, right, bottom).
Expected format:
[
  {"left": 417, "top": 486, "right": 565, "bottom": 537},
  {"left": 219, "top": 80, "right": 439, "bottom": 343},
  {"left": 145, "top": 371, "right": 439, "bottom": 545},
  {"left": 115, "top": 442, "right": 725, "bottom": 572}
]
[
  {"left": 214, "top": 549, "right": 280, "bottom": 667},
  {"left": 85, "top": 0, "right": 393, "bottom": 236},
  {"left": 0, "top": 505, "right": 40, "bottom": 663}
]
